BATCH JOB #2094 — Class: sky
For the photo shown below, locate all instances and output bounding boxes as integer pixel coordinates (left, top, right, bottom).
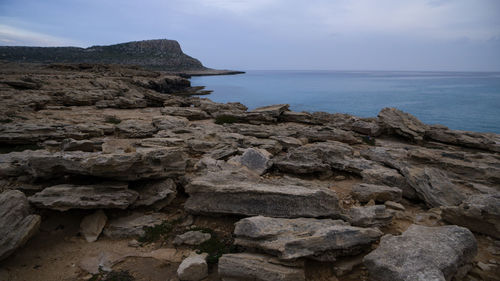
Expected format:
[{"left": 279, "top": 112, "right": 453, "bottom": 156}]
[{"left": 0, "top": 0, "right": 499, "bottom": 71}]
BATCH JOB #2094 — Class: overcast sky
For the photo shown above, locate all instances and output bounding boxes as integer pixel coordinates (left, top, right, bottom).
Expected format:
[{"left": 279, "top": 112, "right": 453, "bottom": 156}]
[{"left": 1, "top": 0, "right": 499, "bottom": 71}]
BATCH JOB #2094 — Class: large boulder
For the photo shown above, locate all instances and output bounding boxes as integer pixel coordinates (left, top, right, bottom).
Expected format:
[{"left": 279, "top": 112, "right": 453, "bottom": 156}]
[
  {"left": 177, "top": 253, "right": 208, "bottom": 281},
  {"left": 28, "top": 183, "right": 138, "bottom": 211},
  {"left": 442, "top": 193, "right": 500, "bottom": 239},
  {"left": 234, "top": 216, "right": 383, "bottom": 261},
  {"left": 0, "top": 147, "right": 186, "bottom": 181},
  {"left": 185, "top": 165, "right": 340, "bottom": 218},
  {"left": 218, "top": 253, "right": 305, "bottom": 281},
  {"left": 0, "top": 190, "right": 41, "bottom": 261},
  {"left": 363, "top": 224, "right": 477, "bottom": 281},
  {"left": 402, "top": 167, "right": 465, "bottom": 208},
  {"left": 228, "top": 147, "right": 272, "bottom": 175},
  {"left": 378, "top": 108, "right": 428, "bottom": 142}
]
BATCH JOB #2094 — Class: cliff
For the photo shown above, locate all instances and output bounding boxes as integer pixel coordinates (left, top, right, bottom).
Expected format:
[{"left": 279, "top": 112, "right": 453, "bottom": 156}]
[{"left": 0, "top": 39, "right": 206, "bottom": 71}]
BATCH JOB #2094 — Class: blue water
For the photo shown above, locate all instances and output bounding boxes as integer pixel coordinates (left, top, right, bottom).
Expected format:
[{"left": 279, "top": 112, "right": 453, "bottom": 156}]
[{"left": 191, "top": 70, "right": 500, "bottom": 133}]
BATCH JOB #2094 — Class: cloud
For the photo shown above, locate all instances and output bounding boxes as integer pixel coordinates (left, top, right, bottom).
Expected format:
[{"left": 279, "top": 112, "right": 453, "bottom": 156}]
[{"left": 0, "top": 24, "right": 81, "bottom": 46}]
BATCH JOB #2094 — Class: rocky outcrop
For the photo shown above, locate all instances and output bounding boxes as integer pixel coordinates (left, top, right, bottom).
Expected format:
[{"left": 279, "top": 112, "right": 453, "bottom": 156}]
[
  {"left": 234, "top": 216, "right": 382, "bottom": 261},
  {"left": 28, "top": 183, "right": 138, "bottom": 211},
  {"left": 218, "top": 253, "right": 306, "bottom": 281},
  {"left": 185, "top": 164, "right": 340, "bottom": 218},
  {"left": 0, "top": 190, "right": 41, "bottom": 261},
  {"left": 378, "top": 107, "right": 428, "bottom": 142},
  {"left": 363, "top": 225, "right": 477, "bottom": 281},
  {"left": 442, "top": 193, "right": 500, "bottom": 239}
]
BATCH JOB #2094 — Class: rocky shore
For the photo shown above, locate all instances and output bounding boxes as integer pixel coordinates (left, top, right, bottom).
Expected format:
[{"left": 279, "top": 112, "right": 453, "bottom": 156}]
[{"left": 0, "top": 62, "right": 499, "bottom": 281}]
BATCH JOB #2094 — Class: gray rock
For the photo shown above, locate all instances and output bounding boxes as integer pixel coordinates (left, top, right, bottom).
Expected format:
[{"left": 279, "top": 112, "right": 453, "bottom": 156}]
[
  {"left": 384, "top": 201, "right": 405, "bottom": 211},
  {"left": 152, "top": 115, "right": 189, "bottom": 130},
  {"left": 0, "top": 190, "right": 41, "bottom": 261},
  {"left": 363, "top": 224, "right": 477, "bottom": 281},
  {"left": 29, "top": 183, "right": 138, "bottom": 211},
  {"left": 160, "top": 106, "right": 210, "bottom": 120},
  {"left": 218, "top": 253, "right": 305, "bottom": 281},
  {"left": 61, "top": 138, "right": 99, "bottom": 152},
  {"left": 426, "top": 126, "right": 500, "bottom": 153},
  {"left": 229, "top": 147, "right": 272, "bottom": 175},
  {"left": 442, "top": 193, "right": 500, "bottom": 239},
  {"left": 351, "top": 183, "right": 403, "bottom": 203},
  {"left": 131, "top": 179, "right": 176, "bottom": 210},
  {"left": 234, "top": 216, "right": 383, "bottom": 261},
  {"left": 279, "top": 111, "right": 316, "bottom": 124},
  {"left": 103, "top": 212, "right": 168, "bottom": 239},
  {"left": 115, "top": 119, "right": 158, "bottom": 138},
  {"left": 177, "top": 253, "right": 208, "bottom": 281},
  {"left": 0, "top": 147, "right": 186, "bottom": 181},
  {"left": 185, "top": 165, "right": 340, "bottom": 218},
  {"left": 251, "top": 104, "right": 289, "bottom": 117},
  {"left": 352, "top": 120, "right": 382, "bottom": 136},
  {"left": 343, "top": 205, "right": 393, "bottom": 228},
  {"left": 173, "top": 231, "right": 211, "bottom": 246},
  {"left": 361, "top": 167, "right": 415, "bottom": 199},
  {"left": 378, "top": 107, "right": 429, "bottom": 142},
  {"left": 402, "top": 167, "right": 465, "bottom": 208},
  {"left": 80, "top": 210, "right": 107, "bottom": 242}
]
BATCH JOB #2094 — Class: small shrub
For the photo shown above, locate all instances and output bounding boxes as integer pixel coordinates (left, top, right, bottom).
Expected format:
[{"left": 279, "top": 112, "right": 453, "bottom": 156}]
[
  {"left": 89, "top": 270, "right": 135, "bottom": 281},
  {"left": 138, "top": 218, "right": 182, "bottom": 243},
  {"left": 105, "top": 116, "right": 122, "bottom": 124},
  {"left": 214, "top": 115, "right": 239, "bottom": 125},
  {"left": 362, "top": 136, "right": 376, "bottom": 146}
]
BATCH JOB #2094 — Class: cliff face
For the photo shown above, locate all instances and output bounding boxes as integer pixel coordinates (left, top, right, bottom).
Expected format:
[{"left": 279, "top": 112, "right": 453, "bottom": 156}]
[{"left": 0, "top": 39, "right": 206, "bottom": 71}]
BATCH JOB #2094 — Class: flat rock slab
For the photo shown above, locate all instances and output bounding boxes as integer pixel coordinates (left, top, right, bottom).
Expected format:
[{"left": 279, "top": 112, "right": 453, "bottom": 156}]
[
  {"left": 351, "top": 183, "right": 402, "bottom": 203},
  {"left": 29, "top": 183, "right": 138, "bottom": 211},
  {"left": 218, "top": 253, "right": 305, "bottom": 281},
  {"left": 185, "top": 166, "right": 340, "bottom": 218},
  {"left": 442, "top": 193, "right": 500, "bottom": 239},
  {"left": 343, "top": 205, "right": 394, "bottom": 228},
  {"left": 0, "top": 147, "right": 186, "bottom": 181},
  {"left": 363, "top": 224, "right": 477, "bottom": 281},
  {"left": 0, "top": 190, "right": 41, "bottom": 261},
  {"left": 103, "top": 212, "right": 168, "bottom": 239},
  {"left": 234, "top": 216, "right": 383, "bottom": 261}
]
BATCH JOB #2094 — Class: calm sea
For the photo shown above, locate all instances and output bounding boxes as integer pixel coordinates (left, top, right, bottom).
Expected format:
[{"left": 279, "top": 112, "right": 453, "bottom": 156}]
[{"left": 190, "top": 70, "right": 500, "bottom": 133}]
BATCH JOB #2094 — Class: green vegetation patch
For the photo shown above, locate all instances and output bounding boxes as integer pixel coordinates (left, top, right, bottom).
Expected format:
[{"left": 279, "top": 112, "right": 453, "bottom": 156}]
[
  {"left": 104, "top": 116, "right": 122, "bottom": 124},
  {"left": 191, "top": 227, "right": 241, "bottom": 264},
  {"left": 361, "top": 136, "right": 376, "bottom": 146},
  {"left": 89, "top": 270, "right": 135, "bottom": 281},
  {"left": 214, "top": 115, "right": 239, "bottom": 125},
  {"left": 138, "top": 218, "right": 182, "bottom": 243}
]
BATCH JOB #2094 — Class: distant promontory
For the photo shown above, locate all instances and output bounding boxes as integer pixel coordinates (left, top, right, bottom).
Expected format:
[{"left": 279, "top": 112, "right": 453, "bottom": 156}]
[{"left": 0, "top": 39, "right": 235, "bottom": 73}]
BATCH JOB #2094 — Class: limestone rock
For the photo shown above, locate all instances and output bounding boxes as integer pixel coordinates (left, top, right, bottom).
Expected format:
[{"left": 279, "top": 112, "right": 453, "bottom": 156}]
[
  {"left": 80, "top": 210, "right": 107, "bottom": 242},
  {"left": 115, "top": 119, "right": 158, "bottom": 138},
  {"left": 442, "top": 193, "right": 500, "bottom": 239},
  {"left": 152, "top": 115, "right": 189, "bottom": 131},
  {"left": 29, "top": 183, "right": 138, "bottom": 211},
  {"left": 177, "top": 253, "right": 208, "bottom": 281},
  {"left": 229, "top": 147, "right": 272, "bottom": 175},
  {"left": 0, "top": 147, "right": 186, "bottom": 181},
  {"left": 360, "top": 167, "right": 415, "bottom": 199},
  {"left": 218, "top": 253, "right": 305, "bottom": 281},
  {"left": 384, "top": 201, "right": 405, "bottom": 211},
  {"left": 61, "top": 138, "right": 100, "bottom": 152},
  {"left": 185, "top": 165, "right": 340, "bottom": 218},
  {"left": 160, "top": 106, "right": 210, "bottom": 120},
  {"left": 251, "top": 104, "right": 289, "bottom": 117},
  {"left": 351, "top": 183, "right": 402, "bottom": 203},
  {"left": 0, "top": 190, "right": 41, "bottom": 261},
  {"left": 363, "top": 224, "right": 477, "bottom": 281},
  {"left": 426, "top": 126, "right": 500, "bottom": 153},
  {"left": 173, "top": 231, "right": 211, "bottom": 246},
  {"left": 103, "top": 212, "right": 168, "bottom": 239},
  {"left": 131, "top": 179, "right": 177, "bottom": 210},
  {"left": 343, "top": 205, "right": 393, "bottom": 228},
  {"left": 378, "top": 108, "right": 428, "bottom": 142},
  {"left": 234, "top": 216, "right": 383, "bottom": 261},
  {"left": 402, "top": 167, "right": 465, "bottom": 208}
]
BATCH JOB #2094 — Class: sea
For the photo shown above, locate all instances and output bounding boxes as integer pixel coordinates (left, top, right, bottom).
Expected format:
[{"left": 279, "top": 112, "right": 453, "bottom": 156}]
[{"left": 190, "top": 70, "right": 500, "bottom": 134}]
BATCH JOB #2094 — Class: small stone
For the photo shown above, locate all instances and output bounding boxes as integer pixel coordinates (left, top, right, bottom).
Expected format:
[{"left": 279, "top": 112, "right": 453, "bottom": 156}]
[
  {"left": 477, "top": 262, "right": 492, "bottom": 271},
  {"left": 334, "top": 175, "right": 346, "bottom": 181},
  {"left": 80, "top": 210, "right": 107, "bottom": 242},
  {"left": 173, "top": 231, "right": 211, "bottom": 246},
  {"left": 128, "top": 239, "right": 140, "bottom": 247},
  {"left": 177, "top": 253, "right": 208, "bottom": 281},
  {"left": 384, "top": 201, "right": 405, "bottom": 211}
]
